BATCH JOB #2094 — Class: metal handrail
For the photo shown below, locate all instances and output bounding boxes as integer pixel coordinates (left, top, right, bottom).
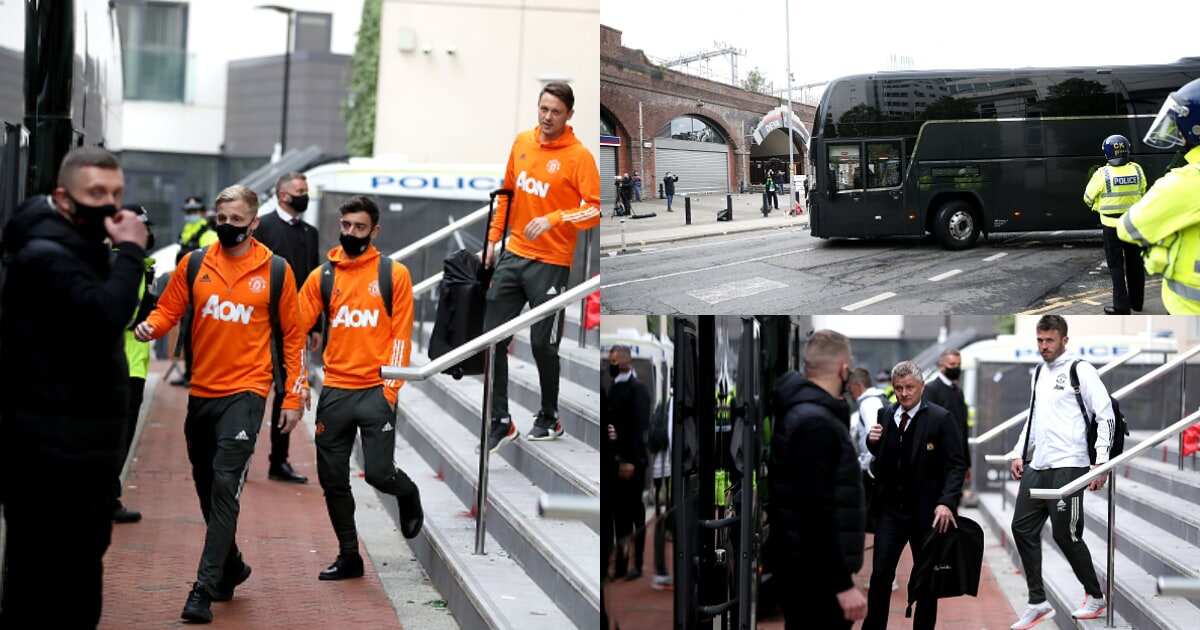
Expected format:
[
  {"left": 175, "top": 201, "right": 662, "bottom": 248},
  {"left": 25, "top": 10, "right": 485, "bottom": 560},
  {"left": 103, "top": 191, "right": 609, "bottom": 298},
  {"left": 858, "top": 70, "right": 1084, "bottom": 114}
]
[
  {"left": 387, "top": 204, "right": 489, "bottom": 262},
  {"left": 1157, "top": 576, "right": 1200, "bottom": 597},
  {"left": 381, "top": 274, "right": 599, "bottom": 555}
]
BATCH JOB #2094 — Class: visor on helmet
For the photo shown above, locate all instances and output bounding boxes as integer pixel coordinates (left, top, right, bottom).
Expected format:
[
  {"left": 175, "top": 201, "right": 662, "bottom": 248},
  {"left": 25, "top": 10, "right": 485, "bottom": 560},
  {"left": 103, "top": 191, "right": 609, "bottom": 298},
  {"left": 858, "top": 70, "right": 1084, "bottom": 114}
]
[{"left": 1144, "top": 94, "right": 1188, "bottom": 150}]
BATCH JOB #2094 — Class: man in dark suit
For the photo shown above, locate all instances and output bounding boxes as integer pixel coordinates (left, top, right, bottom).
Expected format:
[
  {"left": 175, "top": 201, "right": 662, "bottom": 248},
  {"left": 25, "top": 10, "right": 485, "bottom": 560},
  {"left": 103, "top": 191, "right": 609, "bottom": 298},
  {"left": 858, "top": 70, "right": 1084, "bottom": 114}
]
[
  {"left": 606, "top": 344, "right": 650, "bottom": 580},
  {"left": 251, "top": 171, "right": 320, "bottom": 483},
  {"left": 923, "top": 348, "right": 970, "bottom": 484},
  {"left": 863, "top": 360, "right": 967, "bottom": 630}
]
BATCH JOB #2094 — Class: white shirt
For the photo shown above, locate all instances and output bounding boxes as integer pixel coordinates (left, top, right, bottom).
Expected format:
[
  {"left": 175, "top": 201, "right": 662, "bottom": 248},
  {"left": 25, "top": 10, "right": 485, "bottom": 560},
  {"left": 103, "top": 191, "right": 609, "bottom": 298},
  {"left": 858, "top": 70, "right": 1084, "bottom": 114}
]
[
  {"left": 893, "top": 400, "right": 921, "bottom": 431},
  {"left": 851, "top": 387, "right": 887, "bottom": 472},
  {"left": 1008, "top": 355, "right": 1115, "bottom": 468},
  {"left": 614, "top": 369, "right": 634, "bottom": 384},
  {"left": 935, "top": 371, "right": 953, "bottom": 387}
]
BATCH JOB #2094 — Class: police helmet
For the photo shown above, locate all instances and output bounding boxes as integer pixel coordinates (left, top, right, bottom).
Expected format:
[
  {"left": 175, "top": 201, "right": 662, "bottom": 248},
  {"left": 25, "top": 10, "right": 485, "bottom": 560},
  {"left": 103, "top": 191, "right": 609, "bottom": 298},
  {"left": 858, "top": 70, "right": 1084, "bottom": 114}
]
[
  {"left": 1102, "top": 135, "right": 1131, "bottom": 166},
  {"left": 1145, "top": 77, "right": 1200, "bottom": 150}
]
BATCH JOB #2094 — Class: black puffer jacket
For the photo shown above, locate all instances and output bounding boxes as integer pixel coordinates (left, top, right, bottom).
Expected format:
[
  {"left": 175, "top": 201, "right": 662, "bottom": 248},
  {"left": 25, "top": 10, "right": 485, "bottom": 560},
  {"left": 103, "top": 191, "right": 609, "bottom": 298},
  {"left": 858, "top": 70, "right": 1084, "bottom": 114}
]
[{"left": 768, "top": 372, "right": 865, "bottom": 593}]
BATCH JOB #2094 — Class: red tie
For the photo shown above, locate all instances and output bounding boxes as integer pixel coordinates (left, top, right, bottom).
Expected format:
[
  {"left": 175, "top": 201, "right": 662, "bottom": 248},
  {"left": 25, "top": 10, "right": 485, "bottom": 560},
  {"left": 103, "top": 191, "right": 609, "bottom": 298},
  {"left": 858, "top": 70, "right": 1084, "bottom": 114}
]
[{"left": 899, "top": 412, "right": 910, "bottom": 434}]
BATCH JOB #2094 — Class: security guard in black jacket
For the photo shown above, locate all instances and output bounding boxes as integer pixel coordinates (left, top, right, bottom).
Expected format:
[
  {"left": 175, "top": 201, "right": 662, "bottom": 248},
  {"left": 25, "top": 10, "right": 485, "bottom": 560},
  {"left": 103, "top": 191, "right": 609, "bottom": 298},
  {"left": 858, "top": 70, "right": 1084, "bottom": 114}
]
[
  {"left": 0, "top": 147, "right": 148, "bottom": 628},
  {"left": 864, "top": 361, "right": 967, "bottom": 630},
  {"left": 923, "top": 348, "right": 970, "bottom": 482}
]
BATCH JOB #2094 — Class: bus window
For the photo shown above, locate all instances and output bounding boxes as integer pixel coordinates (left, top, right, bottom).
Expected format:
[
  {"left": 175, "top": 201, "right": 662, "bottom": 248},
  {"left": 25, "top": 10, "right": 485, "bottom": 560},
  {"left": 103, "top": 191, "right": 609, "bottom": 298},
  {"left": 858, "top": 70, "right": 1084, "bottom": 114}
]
[
  {"left": 827, "top": 144, "right": 862, "bottom": 192},
  {"left": 866, "top": 141, "right": 902, "bottom": 188}
]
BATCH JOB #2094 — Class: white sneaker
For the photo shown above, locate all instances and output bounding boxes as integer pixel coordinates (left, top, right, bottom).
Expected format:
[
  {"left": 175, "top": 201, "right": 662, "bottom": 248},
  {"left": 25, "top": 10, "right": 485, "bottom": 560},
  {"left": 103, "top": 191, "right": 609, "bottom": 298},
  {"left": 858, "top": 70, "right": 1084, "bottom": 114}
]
[
  {"left": 651, "top": 575, "right": 673, "bottom": 590},
  {"left": 1011, "top": 602, "right": 1055, "bottom": 630},
  {"left": 1071, "top": 594, "right": 1105, "bottom": 620}
]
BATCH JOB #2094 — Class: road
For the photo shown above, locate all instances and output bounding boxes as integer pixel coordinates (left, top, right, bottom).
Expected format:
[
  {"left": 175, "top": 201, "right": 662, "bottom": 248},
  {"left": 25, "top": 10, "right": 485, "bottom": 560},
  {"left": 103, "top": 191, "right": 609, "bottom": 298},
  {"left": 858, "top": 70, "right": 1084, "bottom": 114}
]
[{"left": 600, "top": 227, "right": 1166, "bottom": 314}]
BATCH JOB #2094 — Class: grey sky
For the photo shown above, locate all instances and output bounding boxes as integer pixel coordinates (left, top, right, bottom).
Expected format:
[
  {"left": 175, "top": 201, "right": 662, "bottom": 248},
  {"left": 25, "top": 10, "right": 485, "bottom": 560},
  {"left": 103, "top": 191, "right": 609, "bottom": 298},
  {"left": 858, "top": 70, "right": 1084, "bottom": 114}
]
[{"left": 601, "top": 0, "right": 1196, "bottom": 96}]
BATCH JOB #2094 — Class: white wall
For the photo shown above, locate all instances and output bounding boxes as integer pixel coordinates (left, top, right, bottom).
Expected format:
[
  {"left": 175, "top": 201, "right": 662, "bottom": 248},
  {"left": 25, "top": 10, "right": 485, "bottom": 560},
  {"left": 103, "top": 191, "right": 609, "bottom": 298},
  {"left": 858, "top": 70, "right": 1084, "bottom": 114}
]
[
  {"left": 119, "top": 0, "right": 364, "bottom": 155},
  {"left": 375, "top": 0, "right": 600, "bottom": 164},
  {"left": 1014, "top": 315, "right": 1200, "bottom": 347}
]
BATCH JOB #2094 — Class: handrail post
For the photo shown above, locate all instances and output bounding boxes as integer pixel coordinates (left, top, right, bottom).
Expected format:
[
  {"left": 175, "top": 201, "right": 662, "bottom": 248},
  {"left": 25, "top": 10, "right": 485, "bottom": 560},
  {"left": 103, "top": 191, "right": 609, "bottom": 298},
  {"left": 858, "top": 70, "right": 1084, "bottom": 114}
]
[
  {"left": 578, "top": 232, "right": 592, "bottom": 349},
  {"left": 1106, "top": 473, "right": 1115, "bottom": 628},
  {"left": 420, "top": 246, "right": 431, "bottom": 352},
  {"left": 1181, "top": 364, "right": 1188, "bottom": 472},
  {"left": 474, "top": 344, "right": 495, "bottom": 555}
]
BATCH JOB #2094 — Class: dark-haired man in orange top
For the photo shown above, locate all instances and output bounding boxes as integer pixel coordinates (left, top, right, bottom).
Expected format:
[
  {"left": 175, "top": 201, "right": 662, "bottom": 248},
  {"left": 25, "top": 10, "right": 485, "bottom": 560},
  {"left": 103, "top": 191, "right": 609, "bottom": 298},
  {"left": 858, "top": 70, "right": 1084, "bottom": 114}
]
[
  {"left": 295, "top": 195, "right": 424, "bottom": 581},
  {"left": 135, "top": 184, "right": 308, "bottom": 624},
  {"left": 482, "top": 81, "right": 601, "bottom": 452}
]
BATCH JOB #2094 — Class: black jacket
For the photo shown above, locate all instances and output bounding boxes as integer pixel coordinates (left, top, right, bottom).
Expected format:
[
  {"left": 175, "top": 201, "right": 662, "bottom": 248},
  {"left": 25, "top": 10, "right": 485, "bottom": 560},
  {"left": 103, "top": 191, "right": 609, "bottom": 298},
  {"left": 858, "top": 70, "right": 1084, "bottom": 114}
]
[
  {"left": 605, "top": 373, "right": 650, "bottom": 471},
  {"left": 252, "top": 210, "right": 319, "bottom": 293},
  {"left": 868, "top": 401, "right": 967, "bottom": 526},
  {"left": 768, "top": 372, "right": 864, "bottom": 593},
  {"left": 663, "top": 174, "right": 678, "bottom": 196},
  {"left": 0, "top": 197, "right": 145, "bottom": 425},
  {"left": 924, "top": 375, "right": 970, "bottom": 464},
  {"left": 907, "top": 514, "right": 984, "bottom": 612}
]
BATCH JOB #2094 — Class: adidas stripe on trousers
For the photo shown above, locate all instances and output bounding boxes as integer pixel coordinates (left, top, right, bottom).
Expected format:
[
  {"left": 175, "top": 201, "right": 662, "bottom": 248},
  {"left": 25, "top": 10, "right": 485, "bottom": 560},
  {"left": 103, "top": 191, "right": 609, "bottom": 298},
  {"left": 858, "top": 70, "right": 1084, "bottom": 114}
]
[
  {"left": 315, "top": 386, "right": 418, "bottom": 555},
  {"left": 184, "top": 392, "right": 266, "bottom": 589},
  {"left": 1011, "top": 465, "right": 1104, "bottom": 605}
]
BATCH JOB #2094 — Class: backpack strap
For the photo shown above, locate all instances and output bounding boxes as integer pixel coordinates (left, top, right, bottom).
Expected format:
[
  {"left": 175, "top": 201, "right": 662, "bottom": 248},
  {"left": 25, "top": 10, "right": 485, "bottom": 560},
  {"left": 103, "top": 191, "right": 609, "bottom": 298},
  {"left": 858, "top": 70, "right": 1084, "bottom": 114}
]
[
  {"left": 268, "top": 255, "right": 287, "bottom": 394},
  {"left": 1022, "top": 363, "right": 1043, "bottom": 461},
  {"left": 1069, "top": 360, "right": 1092, "bottom": 423},
  {"left": 378, "top": 255, "right": 393, "bottom": 318},
  {"left": 319, "top": 261, "right": 335, "bottom": 345}
]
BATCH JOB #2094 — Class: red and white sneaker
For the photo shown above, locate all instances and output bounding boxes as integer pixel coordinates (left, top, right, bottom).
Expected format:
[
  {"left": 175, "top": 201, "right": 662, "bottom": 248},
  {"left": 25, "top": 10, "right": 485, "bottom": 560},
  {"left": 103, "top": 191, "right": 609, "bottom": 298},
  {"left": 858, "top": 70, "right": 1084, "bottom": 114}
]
[
  {"left": 1011, "top": 602, "right": 1055, "bottom": 629},
  {"left": 1071, "top": 595, "right": 1105, "bottom": 620}
]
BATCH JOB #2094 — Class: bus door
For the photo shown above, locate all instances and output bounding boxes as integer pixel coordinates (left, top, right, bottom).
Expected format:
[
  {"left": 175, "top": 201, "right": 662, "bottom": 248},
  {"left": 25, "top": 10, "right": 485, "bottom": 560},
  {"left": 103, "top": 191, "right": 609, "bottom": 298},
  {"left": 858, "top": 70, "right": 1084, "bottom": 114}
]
[
  {"left": 860, "top": 140, "right": 914, "bottom": 235},
  {"left": 822, "top": 141, "right": 908, "bottom": 238}
]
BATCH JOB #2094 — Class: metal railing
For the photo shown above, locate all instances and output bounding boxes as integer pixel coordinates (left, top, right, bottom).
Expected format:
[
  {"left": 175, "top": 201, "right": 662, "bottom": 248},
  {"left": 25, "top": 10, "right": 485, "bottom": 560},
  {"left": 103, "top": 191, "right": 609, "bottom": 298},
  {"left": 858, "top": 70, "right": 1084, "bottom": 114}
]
[
  {"left": 1157, "top": 576, "right": 1200, "bottom": 597},
  {"left": 381, "top": 275, "right": 600, "bottom": 555}
]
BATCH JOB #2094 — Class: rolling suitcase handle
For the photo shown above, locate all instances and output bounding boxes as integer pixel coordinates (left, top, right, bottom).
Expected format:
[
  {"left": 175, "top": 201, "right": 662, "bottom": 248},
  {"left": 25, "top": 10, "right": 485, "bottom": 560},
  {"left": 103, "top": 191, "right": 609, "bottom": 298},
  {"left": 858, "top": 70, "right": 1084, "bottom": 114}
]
[{"left": 484, "top": 188, "right": 515, "bottom": 267}]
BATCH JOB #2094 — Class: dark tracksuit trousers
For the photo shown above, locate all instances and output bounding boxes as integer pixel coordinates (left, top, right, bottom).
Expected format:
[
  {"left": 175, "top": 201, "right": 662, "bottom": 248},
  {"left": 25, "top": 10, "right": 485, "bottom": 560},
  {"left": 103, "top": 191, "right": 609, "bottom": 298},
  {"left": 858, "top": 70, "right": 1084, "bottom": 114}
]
[
  {"left": 184, "top": 392, "right": 265, "bottom": 589},
  {"left": 113, "top": 376, "right": 146, "bottom": 507},
  {"left": 484, "top": 252, "right": 570, "bottom": 420},
  {"left": 268, "top": 385, "right": 292, "bottom": 467},
  {"left": 315, "top": 386, "right": 418, "bottom": 556},
  {"left": 1011, "top": 466, "right": 1103, "bottom": 604},
  {"left": 1102, "top": 226, "right": 1144, "bottom": 312}
]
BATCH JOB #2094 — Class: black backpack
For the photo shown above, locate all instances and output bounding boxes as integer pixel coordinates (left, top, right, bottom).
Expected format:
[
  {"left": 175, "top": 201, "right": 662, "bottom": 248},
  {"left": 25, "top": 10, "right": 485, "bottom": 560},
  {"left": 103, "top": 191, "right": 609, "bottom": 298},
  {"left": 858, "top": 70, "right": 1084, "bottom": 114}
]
[
  {"left": 315, "top": 256, "right": 394, "bottom": 350},
  {"left": 1024, "top": 360, "right": 1129, "bottom": 465},
  {"left": 185, "top": 247, "right": 290, "bottom": 392}
]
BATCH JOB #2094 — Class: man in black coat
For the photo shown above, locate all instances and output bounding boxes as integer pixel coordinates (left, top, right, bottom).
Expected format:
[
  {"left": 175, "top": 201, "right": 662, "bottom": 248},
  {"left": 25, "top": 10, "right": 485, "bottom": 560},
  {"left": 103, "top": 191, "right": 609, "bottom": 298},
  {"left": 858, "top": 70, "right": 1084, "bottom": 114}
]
[
  {"left": 663, "top": 172, "right": 679, "bottom": 212},
  {"left": 0, "top": 147, "right": 148, "bottom": 627},
  {"left": 768, "top": 330, "right": 867, "bottom": 630},
  {"left": 863, "top": 361, "right": 967, "bottom": 630},
  {"left": 923, "top": 348, "right": 970, "bottom": 484},
  {"left": 251, "top": 171, "right": 320, "bottom": 483},
  {"left": 605, "top": 344, "right": 651, "bottom": 580}
]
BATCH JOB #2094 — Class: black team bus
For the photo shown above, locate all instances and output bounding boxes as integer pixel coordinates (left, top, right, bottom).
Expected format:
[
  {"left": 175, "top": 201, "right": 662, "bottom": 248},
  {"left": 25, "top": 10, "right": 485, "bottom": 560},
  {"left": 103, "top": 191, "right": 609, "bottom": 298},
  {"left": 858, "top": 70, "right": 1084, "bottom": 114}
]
[{"left": 807, "top": 58, "right": 1200, "bottom": 249}]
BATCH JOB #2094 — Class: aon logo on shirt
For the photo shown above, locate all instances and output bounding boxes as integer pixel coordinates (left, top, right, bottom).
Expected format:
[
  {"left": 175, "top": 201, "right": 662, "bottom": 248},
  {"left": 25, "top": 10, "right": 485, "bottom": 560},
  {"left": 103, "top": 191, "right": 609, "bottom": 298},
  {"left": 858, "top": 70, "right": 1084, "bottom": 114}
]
[
  {"left": 332, "top": 305, "right": 380, "bottom": 328},
  {"left": 200, "top": 294, "right": 254, "bottom": 324},
  {"left": 516, "top": 170, "right": 550, "bottom": 198}
]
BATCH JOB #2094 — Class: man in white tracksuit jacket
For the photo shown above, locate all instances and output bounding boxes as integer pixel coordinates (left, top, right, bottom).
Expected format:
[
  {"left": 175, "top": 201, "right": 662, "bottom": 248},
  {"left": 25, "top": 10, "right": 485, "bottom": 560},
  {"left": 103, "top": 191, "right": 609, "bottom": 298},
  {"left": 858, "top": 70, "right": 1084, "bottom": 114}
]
[{"left": 1007, "top": 315, "right": 1114, "bottom": 630}]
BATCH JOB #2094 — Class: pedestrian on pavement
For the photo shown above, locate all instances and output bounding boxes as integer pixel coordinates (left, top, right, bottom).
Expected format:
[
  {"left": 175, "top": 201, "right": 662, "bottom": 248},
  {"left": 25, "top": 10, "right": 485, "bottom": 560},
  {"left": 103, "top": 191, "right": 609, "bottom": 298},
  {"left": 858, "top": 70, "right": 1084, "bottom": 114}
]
[
  {"left": 1084, "top": 134, "right": 1146, "bottom": 314},
  {"left": 633, "top": 172, "right": 643, "bottom": 201},
  {"left": 613, "top": 175, "right": 626, "bottom": 216},
  {"left": 924, "top": 348, "right": 971, "bottom": 486},
  {"left": 619, "top": 172, "right": 635, "bottom": 216},
  {"left": 1006, "top": 315, "right": 1112, "bottom": 629},
  {"left": 848, "top": 367, "right": 887, "bottom": 511},
  {"left": 774, "top": 169, "right": 786, "bottom": 207},
  {"left": 1118, "top": 77, "right": 1200, "bottom": 314},
  {"left": 863, "top": 360, "right": 966, "bottom": 630},
  {"left": 135, "top": 184, "right": 308, "bottom": 624},
  {"left": 606, "top": 345, "right": 651, "bottom": 580},
  {"left": 252, "top": 171, "right": 321, "bottom": 484},
  {"left": 295, "top": 195, "right": 425, "bottom": 580},
  {"left": 481, "top": 81, "right": 600, "bottom": 451},
  {"left": 114, "top": 204, "right": 160, "bottom": 525},
  {"left": 173, "top": 195, "right": 218, "bottom": 387},
  {"left": 663, "top": 171, "right": 679, "bottom": 212},
  {"left": 650, "top": 400, "right": 674, "bottom": 590},
  {"left": 768, "top": 330, "right": 867, "bottom": 629},
  {"left": 0, "top": 146, "right": 148, "bottom": 629},
  {"left": 765, "top": 170, "right": 779, "bottom": 210}
]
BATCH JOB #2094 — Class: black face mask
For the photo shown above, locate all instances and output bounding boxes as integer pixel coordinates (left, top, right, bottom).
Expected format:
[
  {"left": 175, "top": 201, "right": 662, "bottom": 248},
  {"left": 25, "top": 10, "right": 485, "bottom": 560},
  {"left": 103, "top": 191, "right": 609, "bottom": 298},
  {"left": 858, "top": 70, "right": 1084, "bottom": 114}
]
[
  {"left": 608, "top": 364, "right": 621, "bottom": 378},
  {"left": 216, "top": 222, "right": 250, "bottom": 249},
  {"left": 288, "top": 194, "right": 310, "bottom": 213},
  {"left": 66, "top": 194, "right": 118, "bottom": 242},
  {"left": 943, "top": 366, "right": 962, "bottom": 380},
  {"left": 145, "top": 231, "right": 156, "bottom": 251},
  {"left": 340, "top": 232, "right": 370, "bottom": 257}
]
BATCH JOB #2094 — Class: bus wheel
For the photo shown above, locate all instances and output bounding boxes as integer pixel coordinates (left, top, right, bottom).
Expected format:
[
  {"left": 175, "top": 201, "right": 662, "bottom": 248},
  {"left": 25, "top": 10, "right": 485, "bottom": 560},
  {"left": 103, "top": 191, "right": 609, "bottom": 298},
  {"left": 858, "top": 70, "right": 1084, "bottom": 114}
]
[{"left": 934, "top": 201, "right": 979, "bottom": 250}]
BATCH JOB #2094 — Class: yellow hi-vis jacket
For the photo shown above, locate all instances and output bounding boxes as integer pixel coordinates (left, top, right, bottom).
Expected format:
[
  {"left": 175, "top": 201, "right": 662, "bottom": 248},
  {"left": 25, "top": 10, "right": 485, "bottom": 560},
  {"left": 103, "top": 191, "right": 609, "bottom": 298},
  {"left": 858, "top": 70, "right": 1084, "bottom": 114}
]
[
  {"left": 1084, "top": 162, "right": 1146, "bottom": 228},
  {"left": 123, "top": 259, "right": 154, "bottom": 379},
  {"left": 1118, "top": 145, "right": 1200, "bottom": 314}
]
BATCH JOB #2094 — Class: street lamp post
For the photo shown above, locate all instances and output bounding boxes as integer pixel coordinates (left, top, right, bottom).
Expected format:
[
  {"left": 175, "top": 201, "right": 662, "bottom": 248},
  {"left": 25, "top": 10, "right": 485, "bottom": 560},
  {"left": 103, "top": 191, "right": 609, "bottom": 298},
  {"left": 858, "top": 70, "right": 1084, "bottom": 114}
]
[
  {"left": 784, "top": 0, "right": 795, "bottom": 204},
  {"left": 257, "top": 4, "right": 295, "bottom": 156}
]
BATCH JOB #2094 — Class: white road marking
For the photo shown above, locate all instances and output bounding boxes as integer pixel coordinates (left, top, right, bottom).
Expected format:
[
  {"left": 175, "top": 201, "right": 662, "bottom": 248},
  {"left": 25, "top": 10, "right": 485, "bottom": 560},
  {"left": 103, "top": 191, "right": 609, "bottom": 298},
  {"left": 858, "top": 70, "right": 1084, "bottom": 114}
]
[
  {"left": 688, "top": 277, "right": 788, "bottom": 305},
  {"left": 1081, "top": 299, "right": 1101, "bottom": 306},
  {"left": 982, "top": 252, "right": 1008, "bottom": 262},
  {"left": 600, "top": 248, "right": 813, "bottom": 290},
  {"left": 601, "top": 230, "right": 799, "bottom": 259},
  {"left": 842, "top": 292, "right": 897, "bottom": 312},
  {"left": 928, "top": 269, "right": 962, "bottom": 282}
]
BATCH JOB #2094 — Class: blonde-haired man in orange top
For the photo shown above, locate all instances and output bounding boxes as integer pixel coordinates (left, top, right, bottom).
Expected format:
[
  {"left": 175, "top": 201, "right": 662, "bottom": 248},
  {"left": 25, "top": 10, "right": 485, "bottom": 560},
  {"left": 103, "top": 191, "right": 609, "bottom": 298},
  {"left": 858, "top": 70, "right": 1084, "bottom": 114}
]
[
  {"left": 295, "top": 195, "right": 423, "bottom": 581},
  {"left": 134, "top": 184, "right": 308, "bottom": 624},
  {"left": 481, "top": 81, "right": 601, "bottom": 453}
]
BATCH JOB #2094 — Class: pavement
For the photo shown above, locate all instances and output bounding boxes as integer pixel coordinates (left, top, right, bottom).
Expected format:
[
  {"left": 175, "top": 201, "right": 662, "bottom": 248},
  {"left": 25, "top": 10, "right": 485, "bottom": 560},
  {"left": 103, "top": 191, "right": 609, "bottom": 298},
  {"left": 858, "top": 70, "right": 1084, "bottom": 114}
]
[
  {"left": 601, "top": 225, "right": 1171, "bottom": 315},
  {"left": 99, "top": 360, "right": 455, "bottom": 629},
  {"left": 600, "top": 193, "right": 806, "bottom": 251},
  {"left": 604, "top": 507, "right": 1019, "bottom": 629}
]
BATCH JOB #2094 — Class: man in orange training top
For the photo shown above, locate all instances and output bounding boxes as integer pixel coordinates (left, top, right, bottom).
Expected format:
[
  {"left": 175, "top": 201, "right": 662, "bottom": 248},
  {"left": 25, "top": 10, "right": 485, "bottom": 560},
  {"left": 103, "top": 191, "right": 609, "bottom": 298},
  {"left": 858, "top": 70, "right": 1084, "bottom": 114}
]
[
  {"left": 296, "top": 195, "right": 424, "bottom": 581},
  {"left": 482, "top": 81, "right": 600, "bottom": 452},
  {"left": 135, "top": 184, "right": 307, "bottom": 624}
]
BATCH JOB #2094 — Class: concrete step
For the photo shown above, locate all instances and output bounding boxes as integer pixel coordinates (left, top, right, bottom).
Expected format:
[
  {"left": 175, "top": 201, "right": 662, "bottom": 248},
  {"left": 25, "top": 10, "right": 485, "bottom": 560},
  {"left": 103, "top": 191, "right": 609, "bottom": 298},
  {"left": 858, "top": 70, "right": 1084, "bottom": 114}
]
[
  {"left": 410, "top": 351, "right": 599, "bottom": 501},
  {"left": 1108, "top": 471, "right": 1200, "bottom": 546},
  {"left": 1129, "top": 431, "right": 1200, "bottom": 469},
  {"left": 510, "top": 326, "right": 600, "bottom": 394},
  {"left": 1122, "top": 456, "right": 1200, "bottom": 507},
  {"left": 395, "top": 385, "right": 599, "bottom": 629}
]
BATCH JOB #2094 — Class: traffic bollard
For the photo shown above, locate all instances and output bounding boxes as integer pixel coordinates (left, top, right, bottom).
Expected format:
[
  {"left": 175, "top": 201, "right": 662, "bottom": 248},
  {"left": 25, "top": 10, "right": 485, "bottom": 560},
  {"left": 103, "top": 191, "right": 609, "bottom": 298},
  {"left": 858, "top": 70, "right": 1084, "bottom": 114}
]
[{"left": 685, "top": 196, "right": 692, "bottom": 225}]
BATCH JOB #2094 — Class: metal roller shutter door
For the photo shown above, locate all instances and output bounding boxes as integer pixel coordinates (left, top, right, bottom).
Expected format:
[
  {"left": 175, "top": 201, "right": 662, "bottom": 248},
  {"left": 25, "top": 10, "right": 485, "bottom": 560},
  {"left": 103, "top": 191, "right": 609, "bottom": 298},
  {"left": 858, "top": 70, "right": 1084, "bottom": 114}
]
[
  {"left": 600, "top": 145, "right": 617, "bottom": 207},
  {"left": 653, "top": 138, "right": 728, "bottom": 194}
]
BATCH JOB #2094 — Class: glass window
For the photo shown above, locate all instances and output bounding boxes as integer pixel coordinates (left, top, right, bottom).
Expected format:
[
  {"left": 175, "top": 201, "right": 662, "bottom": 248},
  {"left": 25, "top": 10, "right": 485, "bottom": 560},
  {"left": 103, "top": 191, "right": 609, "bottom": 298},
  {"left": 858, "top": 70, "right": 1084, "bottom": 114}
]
[
  {"left": 656, "top": 116, "right": 727, "bottom": 144},
  {"left": 294, "top": 12, "right": 332, "bottom": 54},
  {"left": 116, "top": 1, "right": 188, "bottom": 102},
  {"left": 600, "top": 111, "right": 617, "bottom": 137},
  {"left": 828, "top": 144, "right": 862, "bottom": 192},
  {"left": 865, "top": 141, "right": 902, "bottom": 188},
  {"left": 1119, "top": 70, "right": 1199, "bottom": 115},
  {"left": 1024, "top": 74, "right": 1121, "bottom": 117}
]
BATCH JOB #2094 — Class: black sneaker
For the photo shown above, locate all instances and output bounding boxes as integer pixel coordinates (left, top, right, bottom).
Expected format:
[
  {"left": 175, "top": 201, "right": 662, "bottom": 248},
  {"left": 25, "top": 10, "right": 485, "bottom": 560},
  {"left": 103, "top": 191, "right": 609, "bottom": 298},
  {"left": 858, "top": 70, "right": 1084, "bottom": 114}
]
[
  {"left": 318, "top": 554, "right": 365, "bottom": 581},
  {"left": 170, "top": 376, "right": 190, "bottom": 388},
  {"left": 485, "top": 417, "right": 518, "bottom": 454},
  {"left": 397, "top": 486, "right": 424, "bottom": 539},
  {"left": 113, "top": 501, "right": 142, "bottom": 524},
  {"left": 210, "top": 561, "right": 252, "bottom": 602},
  {"left": 181, "top": 582, "right": 213, "bottom": 624},
  {"left": 527, "top": 411, "right": 564, "bottom": 441}
]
